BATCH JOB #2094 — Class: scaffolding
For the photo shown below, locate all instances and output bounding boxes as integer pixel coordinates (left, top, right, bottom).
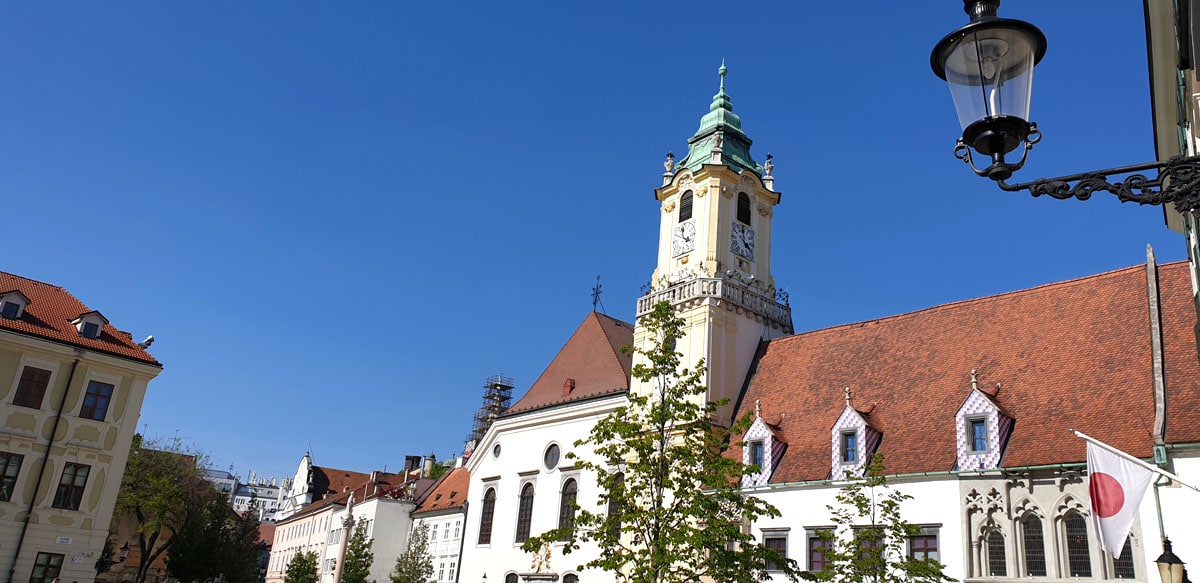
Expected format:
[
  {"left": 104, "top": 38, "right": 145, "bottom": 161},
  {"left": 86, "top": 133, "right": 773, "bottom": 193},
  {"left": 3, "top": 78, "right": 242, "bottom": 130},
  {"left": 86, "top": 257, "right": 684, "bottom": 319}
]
[{"left": 464, "top": 374, "right": 514, "bottom": 456}]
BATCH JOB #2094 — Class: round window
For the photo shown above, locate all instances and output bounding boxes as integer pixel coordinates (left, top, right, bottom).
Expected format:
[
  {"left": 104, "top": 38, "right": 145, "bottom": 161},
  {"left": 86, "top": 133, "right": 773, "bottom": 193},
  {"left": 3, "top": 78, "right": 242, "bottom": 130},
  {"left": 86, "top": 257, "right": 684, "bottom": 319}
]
[
  {"left": 492, "top": 443, "right": 502, "bottom": 458},
  {"left": 544, "top": 444, "right": 560, "bottom": 469}
]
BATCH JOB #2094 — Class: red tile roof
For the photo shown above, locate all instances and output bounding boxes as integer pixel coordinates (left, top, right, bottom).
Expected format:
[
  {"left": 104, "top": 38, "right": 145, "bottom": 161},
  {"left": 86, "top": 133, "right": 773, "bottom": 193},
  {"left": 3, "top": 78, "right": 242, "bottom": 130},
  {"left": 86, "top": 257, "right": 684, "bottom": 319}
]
[
  {"left": 736, "top": 261, "right": 1200, "bottom": 483},
  {"left": 412, "top": 467, "right": 469, "bottom": 515},
  {"left": 506, "top": 312, "right": 634, "bottom": 414},
  {"left": 0, "top": 271, "right": 159, "bottom": 366}
]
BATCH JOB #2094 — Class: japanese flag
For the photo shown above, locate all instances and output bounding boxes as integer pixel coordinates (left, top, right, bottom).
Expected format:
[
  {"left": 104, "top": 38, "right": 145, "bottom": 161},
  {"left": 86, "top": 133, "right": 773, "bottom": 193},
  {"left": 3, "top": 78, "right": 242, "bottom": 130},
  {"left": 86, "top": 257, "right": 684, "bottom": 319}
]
[{"left": 1087, "top": 442, "right": 1154, "bottom": 558}]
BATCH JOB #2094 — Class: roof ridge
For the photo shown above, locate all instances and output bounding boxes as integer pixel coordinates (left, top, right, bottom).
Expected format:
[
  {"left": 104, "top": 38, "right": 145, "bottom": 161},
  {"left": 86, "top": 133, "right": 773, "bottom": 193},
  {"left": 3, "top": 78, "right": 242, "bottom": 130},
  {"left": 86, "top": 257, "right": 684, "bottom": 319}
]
[
  {"left": 779, "top": 262, "right": 1162, "bottom": 342},
  {"left": 0, "top": 271, "right": 71, "bottom": 293}
]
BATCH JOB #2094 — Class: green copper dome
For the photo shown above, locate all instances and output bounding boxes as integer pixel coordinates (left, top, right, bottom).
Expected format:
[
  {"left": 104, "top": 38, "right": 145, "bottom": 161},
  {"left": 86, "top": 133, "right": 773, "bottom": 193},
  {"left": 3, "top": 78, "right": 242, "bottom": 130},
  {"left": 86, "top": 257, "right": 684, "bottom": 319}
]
[{"left": 675, "top": 63, "right": 760, "bottom": 175}]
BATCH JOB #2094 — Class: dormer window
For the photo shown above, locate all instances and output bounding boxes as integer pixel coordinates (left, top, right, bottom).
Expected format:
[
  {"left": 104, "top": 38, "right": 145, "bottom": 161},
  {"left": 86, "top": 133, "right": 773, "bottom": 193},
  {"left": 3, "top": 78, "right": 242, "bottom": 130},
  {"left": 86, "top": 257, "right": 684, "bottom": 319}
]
[
  {"left": 0, "top": 291, "right": 30, "bottom": 320},
  {"left": 749, "top": 441, "right": 765, "bottom": 468},
  {"left": 954, "top": 372, "right": 1013, "bottom": 471},
  {"left": 968, "top": 417, "right": 988, "bottom": 453},
  {"left": 840, "top": 431, "right": 858, "bottom": 463},
  {"left": 72, "top": 311, "right": 109, "bottom": 340}
]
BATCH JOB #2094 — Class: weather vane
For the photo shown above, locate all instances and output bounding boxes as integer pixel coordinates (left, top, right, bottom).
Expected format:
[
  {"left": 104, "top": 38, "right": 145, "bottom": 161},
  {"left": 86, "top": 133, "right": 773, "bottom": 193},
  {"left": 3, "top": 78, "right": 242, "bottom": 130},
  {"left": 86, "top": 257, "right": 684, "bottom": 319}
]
[{"left": 591, "top": 275, "right": 606, "bottom": 314}]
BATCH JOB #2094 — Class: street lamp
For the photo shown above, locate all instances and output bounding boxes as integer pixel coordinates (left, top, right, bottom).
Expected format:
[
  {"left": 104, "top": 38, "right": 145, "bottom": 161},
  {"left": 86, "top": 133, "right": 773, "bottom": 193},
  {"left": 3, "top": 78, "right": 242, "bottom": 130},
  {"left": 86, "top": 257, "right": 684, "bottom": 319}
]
[
  {"left": 1156, "top": 538, "right": 1186, "bottom": 583},
  {"left": 932, "top": 0, "right": 1200, "bottom": 209}
]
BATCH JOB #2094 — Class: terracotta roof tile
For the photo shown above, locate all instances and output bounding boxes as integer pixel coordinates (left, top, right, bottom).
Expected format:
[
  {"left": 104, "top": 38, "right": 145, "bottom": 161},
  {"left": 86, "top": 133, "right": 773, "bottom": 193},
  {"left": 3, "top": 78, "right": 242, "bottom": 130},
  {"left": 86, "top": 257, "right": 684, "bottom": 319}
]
[
  {"left": 0, "top": 271, "right": 159, "bottom": 366},
  {"left": 412, "top": 467, "right": 470, "bottom": 514},
  {"left": 736, "top": 261, "right": 1200, "bottom": 483},
  {"left": 506, "top": 312, "right": 633, "bottom": 414}
]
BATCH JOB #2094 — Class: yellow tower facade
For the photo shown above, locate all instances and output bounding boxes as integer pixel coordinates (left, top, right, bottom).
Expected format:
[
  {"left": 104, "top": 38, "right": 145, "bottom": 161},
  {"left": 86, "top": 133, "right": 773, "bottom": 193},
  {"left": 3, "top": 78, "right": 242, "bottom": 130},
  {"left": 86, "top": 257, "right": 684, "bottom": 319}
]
[{"left": 633, "top": 66, "right": 792, "bottom": 424}]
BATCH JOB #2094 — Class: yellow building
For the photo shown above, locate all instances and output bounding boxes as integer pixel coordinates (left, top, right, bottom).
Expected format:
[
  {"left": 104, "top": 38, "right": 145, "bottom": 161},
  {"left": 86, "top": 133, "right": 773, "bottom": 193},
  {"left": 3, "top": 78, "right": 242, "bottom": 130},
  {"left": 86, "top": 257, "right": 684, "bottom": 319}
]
[{"left": 0, "top": 272, "right": 161, "bottom": 583}]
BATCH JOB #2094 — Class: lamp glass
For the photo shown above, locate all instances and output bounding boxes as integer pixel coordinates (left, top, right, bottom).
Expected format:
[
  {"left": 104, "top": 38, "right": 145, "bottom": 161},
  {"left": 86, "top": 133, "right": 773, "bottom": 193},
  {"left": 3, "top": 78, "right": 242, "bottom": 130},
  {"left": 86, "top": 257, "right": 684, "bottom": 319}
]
[
  {"left": 939, "top": 23, "right": 1040, "bottom": 131},
  {"left": 1156, "top": 561, "right": 1184, "bottom": 583}
]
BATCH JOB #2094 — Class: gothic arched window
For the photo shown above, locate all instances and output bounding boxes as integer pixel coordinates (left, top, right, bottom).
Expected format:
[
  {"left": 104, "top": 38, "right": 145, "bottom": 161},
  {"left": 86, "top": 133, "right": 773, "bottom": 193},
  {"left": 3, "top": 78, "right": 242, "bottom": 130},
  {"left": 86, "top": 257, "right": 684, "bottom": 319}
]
[
  {"left": 515, "top": 483, "right": 535, "bottom": 543},
  {"left": 477, "top": 487, "right": 496, "bottom": 544},
  {"left": 1113, "top": 538, "right": 1136, "bottom": 579},
  {"left": 1021, "top": 515, "right": 1047, "bottom": 577},
  {"left": 985, "top": 530, "right": 1007, "bottom": 577},
  {"left": 679, "top": 191, "right": 693, "bottom": 222},
  {"left": 558, "top": 478, "right": 578, "bottom": 536},
  {"left": 737, "top": 192, "right": 751, "bottom": 224},
  {"left": 1064, "top": 512, "right": 1092, "bottom": 577}
]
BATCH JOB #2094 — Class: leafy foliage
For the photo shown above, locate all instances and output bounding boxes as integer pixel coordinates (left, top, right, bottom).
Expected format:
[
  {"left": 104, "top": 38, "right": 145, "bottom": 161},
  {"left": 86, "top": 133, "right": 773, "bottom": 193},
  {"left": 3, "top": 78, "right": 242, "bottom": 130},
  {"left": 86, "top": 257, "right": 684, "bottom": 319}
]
[
  {"left": 523, "top": 301, "right": 800, "bottom": 583},
  {"left": 113, "top": 435, "right": 215, "bottom": 583},
  {"left": 390, "top": 524, "right": 433, "bottom": 583},
  {"left": 803, "top": 455, "right": 953, "bottom": 583},
  {"left": 284, "top": 551, "right": 320, "bottom": 583},
  {"left": 341, "top": 521, "right": 375, "bottom": 583}
]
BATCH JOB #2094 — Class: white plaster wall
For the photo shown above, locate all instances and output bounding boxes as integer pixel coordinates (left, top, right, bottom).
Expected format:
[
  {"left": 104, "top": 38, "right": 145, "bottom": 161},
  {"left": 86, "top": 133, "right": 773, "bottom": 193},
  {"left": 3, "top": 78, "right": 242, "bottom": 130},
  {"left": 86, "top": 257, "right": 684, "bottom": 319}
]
[
  {"left": 460, "top": 395, "right": 625, "bottom": 583},
  {"left": 414, "top": 511, "right": 466, "bottom": 583},
  {"left": 340, "top": 498, "right": 416, "bottom": 583},
  {"left": 1139, "top": 451, "right": 1200, "bottom": 577},
  {"left": 750, "top": 477, "right": 964, "bottom": 582}
]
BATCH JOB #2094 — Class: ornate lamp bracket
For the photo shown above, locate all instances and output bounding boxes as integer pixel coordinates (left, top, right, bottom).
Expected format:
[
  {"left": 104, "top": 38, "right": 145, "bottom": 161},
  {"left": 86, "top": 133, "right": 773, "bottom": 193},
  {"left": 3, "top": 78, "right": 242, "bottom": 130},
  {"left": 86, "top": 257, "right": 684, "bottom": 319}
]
[{"left": 958, "top": 136, "right": 1200, "bottom": 211}]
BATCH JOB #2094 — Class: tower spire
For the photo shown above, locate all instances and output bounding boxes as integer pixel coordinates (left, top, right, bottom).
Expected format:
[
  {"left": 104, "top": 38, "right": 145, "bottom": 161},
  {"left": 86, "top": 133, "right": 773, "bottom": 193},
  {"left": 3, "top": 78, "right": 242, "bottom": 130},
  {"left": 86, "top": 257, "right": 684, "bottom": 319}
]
[{"left": 674, "top": 63, "right": 761, "bottom": 175}]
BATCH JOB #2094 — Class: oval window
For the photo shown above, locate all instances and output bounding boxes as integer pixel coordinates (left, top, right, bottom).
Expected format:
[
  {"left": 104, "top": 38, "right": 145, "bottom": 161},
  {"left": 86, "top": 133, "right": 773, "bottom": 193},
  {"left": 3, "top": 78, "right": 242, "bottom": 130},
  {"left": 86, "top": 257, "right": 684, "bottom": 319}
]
[
  {"left": 544, "top": 444, "right": 561, "bottom": 469},
  {"left": 492, "top": 443, "right": 502, "bottom": 458}
]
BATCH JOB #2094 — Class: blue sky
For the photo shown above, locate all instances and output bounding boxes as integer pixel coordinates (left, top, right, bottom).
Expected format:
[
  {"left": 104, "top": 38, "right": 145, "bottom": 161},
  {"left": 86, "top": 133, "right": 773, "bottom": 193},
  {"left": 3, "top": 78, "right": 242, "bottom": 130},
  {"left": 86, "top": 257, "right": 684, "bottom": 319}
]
[{"left": 1, "top": 1, "right": 1184, "bottom": 482}]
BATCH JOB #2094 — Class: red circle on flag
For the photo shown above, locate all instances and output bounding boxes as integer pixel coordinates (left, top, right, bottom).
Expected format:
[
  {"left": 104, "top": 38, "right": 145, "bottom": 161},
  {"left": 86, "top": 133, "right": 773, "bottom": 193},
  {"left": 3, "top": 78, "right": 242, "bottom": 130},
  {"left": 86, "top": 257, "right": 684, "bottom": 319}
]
[{"left": 1089, "top": 472, "right": 1125, "bottom": 518}]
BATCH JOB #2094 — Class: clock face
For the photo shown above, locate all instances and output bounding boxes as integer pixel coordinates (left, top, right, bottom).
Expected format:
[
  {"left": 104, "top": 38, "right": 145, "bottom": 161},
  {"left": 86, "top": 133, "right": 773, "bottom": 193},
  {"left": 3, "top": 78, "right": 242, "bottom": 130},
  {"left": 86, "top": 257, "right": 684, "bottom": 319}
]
[
  {"left": 672, "top": 220, "right": 696, "bottom": 256},
  {"left": 731, "top": 222, "right": 755, "bottom": 260}
]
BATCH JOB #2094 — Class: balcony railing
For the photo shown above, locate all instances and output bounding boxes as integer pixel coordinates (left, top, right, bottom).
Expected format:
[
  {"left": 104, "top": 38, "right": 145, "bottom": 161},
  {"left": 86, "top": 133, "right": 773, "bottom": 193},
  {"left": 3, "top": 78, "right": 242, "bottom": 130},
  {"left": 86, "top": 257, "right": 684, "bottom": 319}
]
[{"left": 636, "top": 277, "right": 792, "bottom": 330}]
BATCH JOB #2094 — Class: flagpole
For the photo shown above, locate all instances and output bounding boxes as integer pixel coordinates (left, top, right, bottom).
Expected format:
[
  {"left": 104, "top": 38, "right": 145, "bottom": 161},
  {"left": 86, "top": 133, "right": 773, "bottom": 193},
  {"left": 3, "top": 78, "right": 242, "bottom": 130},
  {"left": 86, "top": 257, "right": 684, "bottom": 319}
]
[{"left": 1068, "top": 429, "right": 1200, "bottom": 493}]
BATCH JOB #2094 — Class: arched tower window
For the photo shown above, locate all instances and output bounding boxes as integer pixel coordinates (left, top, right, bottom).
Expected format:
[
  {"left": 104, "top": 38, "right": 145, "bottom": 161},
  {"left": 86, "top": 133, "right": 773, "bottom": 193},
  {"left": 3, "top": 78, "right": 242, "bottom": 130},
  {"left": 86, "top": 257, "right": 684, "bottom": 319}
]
[
  {"left": 608, "top": 472, "right": 624, "bottom": 537},
  {"left": 737, "top": 192, "right": 751, "bottom": 225},
  {"left": 679, "top": 191, "right": 693, "bottom": 222},
  {"left": 558, "top": 478, "right": 578, "bottom": 536},
  {"left": 505, "top": 575, "right": 518, "bottom": 583},
  {"left": 985, "top": 530, "right": 1007, "bottom": 576},
  {"left": 1064, "top": 512, "right": 1092, "bottom": 577},
  {"left": 562, "top": 576, "right": 579, "bottom": 583},
  {"left": 1021, "top": 514, "right": 1047, "bottom": 577},
  {"left": 477, "top": 487, "right": 496, "bottom": 544},
  {"left": 515, "top": 483, "right": 535, "bottom": 543}
]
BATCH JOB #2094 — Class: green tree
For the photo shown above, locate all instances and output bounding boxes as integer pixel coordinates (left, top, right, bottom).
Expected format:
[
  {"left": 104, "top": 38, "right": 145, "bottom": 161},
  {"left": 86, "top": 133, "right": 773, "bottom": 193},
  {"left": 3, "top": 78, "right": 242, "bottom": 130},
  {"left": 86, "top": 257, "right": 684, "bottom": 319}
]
[
  {"left": 113, "top": 435, "right": 214, "bottom": 583},
  {"left": 164, "top": 487, "right": 227, "bottom": 582},
  {"left": 523, "top": 301, "right": 800, "bottom": 583},
  {"left": 390, "top": 524, "right": 433, "bottom": 583},
  {"left": 284, "top": 551, "right": 319, "bottom": 583},
  {"left": 342, "top": 521, "right": 374, "bottom": 583},
  {"left": 804, "top": 455, "right": 953, "bottom": 583}
]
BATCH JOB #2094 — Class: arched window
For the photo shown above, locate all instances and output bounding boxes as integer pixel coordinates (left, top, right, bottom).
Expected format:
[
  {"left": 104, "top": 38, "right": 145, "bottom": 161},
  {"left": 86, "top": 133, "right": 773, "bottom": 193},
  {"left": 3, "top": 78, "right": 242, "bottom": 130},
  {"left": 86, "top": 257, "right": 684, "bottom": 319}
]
[
  {"left": 679, "top": 191, "right": 693, "bottom": 222},
  {"left": 505, "top": 575, "right": 519, "bottom": 583},
  {"left": 515, "top": 483, "right": 535, "bottom": 543},
  {"left": 985, "top": 530, "right": 1007, "bottom": 576},
  {"left": 1064, "top": 512, "right": 1092, "bottom": 577},
  {"left": 563, "top": 575, "right": 579, "bottom": 583},
  {"left": 737, "top": 192, "right": 751, "bottom": 224},
  {"left": 1021, "top": 515, "right": 1047, "bottom": 577},
  {"left": 558, "top": 478, "right": 578, "bottom": 536},
  {"left": 477, "top": 488, "right": 496, "bottom": 544},
  {"left": 608, "top": 472, "right": 624, "bottom": 537},
  {"left": 1112, "top": 538, "right": 1135, "bottom": 579}
]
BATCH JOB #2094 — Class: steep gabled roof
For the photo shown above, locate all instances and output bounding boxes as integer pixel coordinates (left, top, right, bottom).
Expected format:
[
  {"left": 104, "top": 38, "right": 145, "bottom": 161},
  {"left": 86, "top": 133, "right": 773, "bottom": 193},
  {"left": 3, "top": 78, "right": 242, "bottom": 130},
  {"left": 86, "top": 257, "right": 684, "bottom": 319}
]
[
  {"left": 738, "top": 261, "right": 1200, "bottom": 483},
  {"left": 311, "top": 466, "right": 373, "bottom": 500},
  {"left": 0, "top": 271, "right": 159, "bottom": 366},
  {"left": 505, "top": 312, "right": 633, "bottom": 415},
  {"left": 412, "top": 467, "right": 469, "bottom": 515}
]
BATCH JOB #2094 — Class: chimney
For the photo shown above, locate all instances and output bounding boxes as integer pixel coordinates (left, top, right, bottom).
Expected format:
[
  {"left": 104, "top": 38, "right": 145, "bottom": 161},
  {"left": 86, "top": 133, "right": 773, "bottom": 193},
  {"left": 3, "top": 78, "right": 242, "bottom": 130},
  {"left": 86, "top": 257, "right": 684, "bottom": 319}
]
[{"left": 563, "top": 378, "right": 576, "bottom": 397}]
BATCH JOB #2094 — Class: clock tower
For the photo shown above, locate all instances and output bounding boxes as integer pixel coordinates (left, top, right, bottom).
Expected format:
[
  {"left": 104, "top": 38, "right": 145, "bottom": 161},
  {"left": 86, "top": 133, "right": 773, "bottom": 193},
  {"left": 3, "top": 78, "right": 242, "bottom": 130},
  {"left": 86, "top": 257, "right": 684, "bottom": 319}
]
[{"left": 634, "top": 64, "right": 792, "bottom": 424}]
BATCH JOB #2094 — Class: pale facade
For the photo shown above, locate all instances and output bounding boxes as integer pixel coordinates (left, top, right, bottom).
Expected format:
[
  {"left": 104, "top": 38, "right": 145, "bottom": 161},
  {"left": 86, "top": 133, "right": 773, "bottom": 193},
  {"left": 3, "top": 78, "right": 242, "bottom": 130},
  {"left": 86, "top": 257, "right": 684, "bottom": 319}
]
[
  {"left": 0, "top": 272, "right": 161, "bottom": 583},
  {"left": 411, "top": 466, "right": 469, "bottom": 583}
]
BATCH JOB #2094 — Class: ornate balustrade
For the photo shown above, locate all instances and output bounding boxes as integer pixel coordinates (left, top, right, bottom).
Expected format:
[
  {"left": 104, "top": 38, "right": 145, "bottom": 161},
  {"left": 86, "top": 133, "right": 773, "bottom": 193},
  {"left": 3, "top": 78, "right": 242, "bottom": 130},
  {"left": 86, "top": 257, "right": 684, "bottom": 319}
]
[{"left": 636, "top": 277, "right": 792, "bottom": 331}]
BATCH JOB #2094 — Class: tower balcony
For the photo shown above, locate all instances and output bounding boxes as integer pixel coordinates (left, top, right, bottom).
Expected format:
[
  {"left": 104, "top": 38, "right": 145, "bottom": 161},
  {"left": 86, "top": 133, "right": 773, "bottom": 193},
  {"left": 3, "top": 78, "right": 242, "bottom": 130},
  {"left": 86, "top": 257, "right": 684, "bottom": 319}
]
[{"left": 636, "top": 276, "right": 793, "bottom": 333}]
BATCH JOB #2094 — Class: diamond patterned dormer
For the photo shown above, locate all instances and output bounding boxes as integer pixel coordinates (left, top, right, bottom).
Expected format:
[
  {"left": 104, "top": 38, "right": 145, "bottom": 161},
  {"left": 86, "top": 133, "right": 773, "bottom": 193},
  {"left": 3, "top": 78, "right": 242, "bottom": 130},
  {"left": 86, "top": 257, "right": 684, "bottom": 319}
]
[
  {"left": 742, "top": 400, "right": 787, "bottom": 487},
  {"left": 0, "top": 290, "right": 30, "bottom": 320},
  {"left": 831, "top": 388, "right": 881, "bottom": 478},
  {"left": 954, "top": 370, "right": 1013, "bottom": 471},
  {"left": 72, "top": 310, "right": 109, "bottom": 340}
]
